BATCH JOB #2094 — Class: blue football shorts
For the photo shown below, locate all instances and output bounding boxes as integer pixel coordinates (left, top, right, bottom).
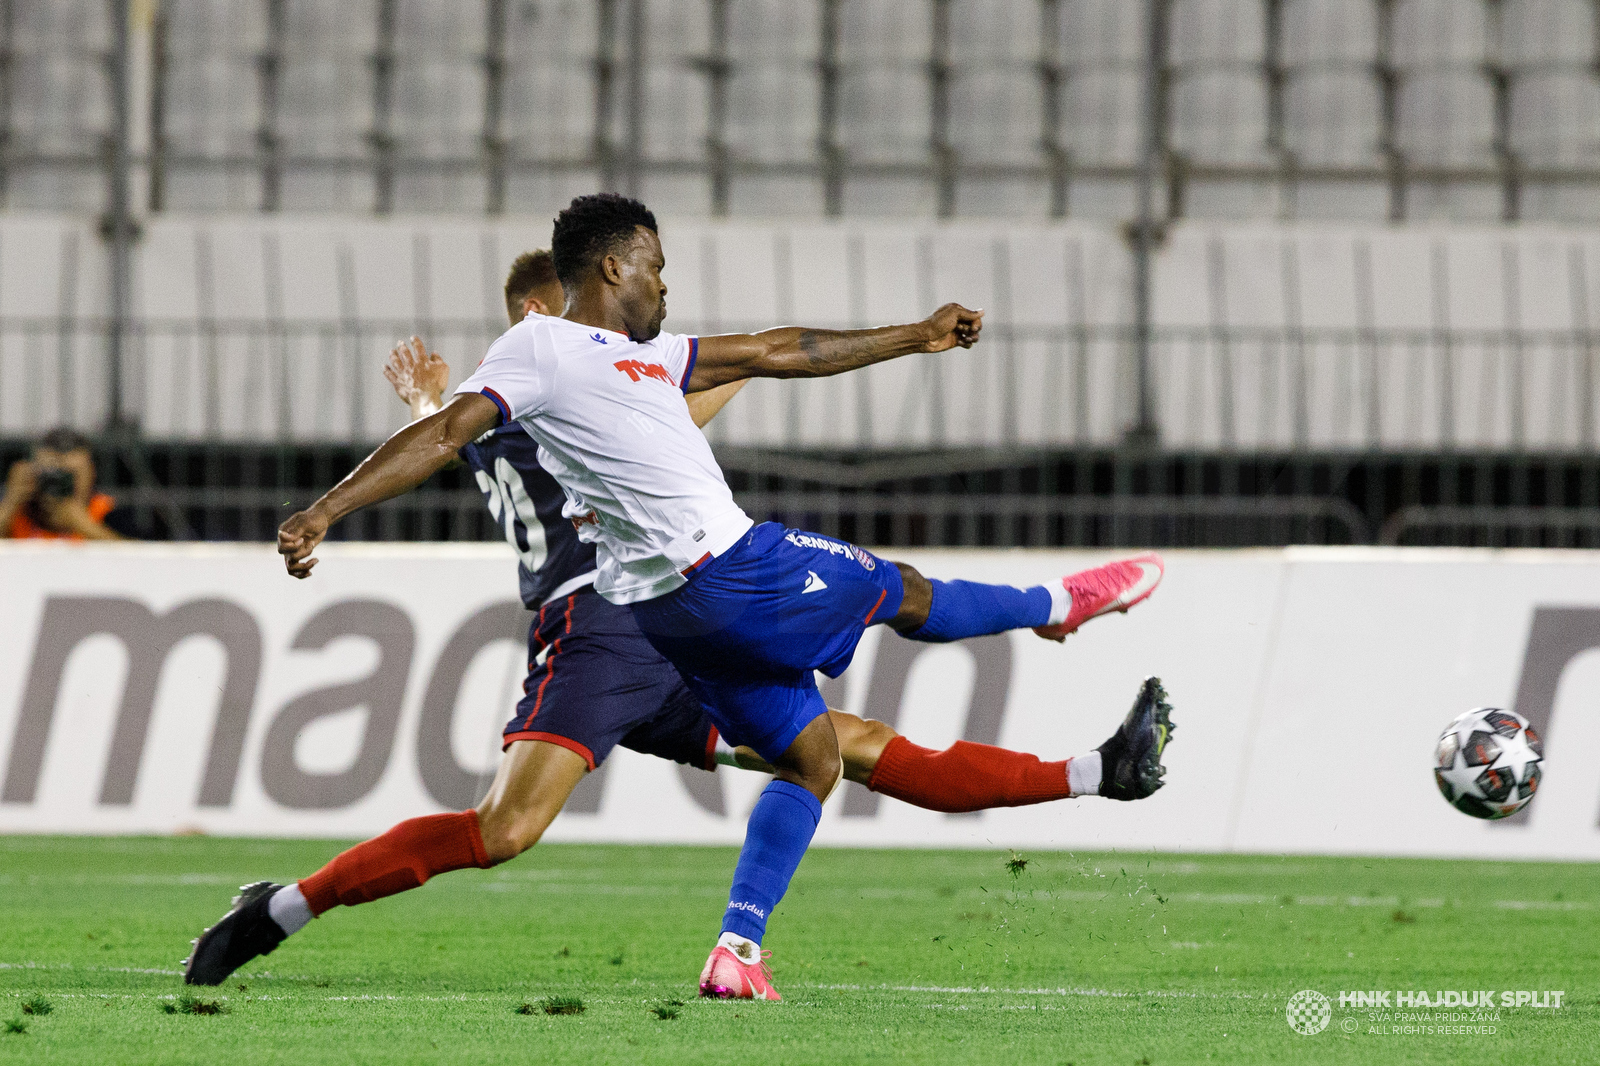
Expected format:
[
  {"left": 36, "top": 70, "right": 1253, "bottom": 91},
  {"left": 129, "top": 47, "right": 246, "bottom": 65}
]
[{"left": 629, "top": 521, "right": 906, "bottom": 763}]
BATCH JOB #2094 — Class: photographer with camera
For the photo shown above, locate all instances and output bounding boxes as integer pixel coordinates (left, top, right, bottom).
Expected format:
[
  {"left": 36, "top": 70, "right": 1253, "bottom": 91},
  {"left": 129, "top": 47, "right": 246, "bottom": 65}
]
[{"left": 0, "top": 428, "right": 124, "bottom": 541}]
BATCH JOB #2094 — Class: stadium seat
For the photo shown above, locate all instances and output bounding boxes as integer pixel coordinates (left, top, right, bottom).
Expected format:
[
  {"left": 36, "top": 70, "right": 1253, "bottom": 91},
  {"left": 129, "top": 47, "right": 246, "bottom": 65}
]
[
  {"left": 639, "top": 0, "right": 710, "bottom": 168},
  {"left": 1511, "top": 72, "right": 1600, "bottom": 170},
  {"left": 1168, "top": 0, "right": 1267, "bottom": 66},
  {"left": 158, "top": 0, "right": 267, "bottom": 211},
  {"left": 1280, "top": 0, "right": 1379, "bottom": 65},
  {"left": 0, "top": 219, "right": 97, "bottom": 432},
  {"left": 1058, "top": 0, "right": 1146, "bottom": 66},
  {"left": 952, "top": 68, "right": 1044, "bottom": 169},
  {"left": 274, "top": 0, "right": 379, "bottom": 212},
  {"left": 724, "top": 1, "right": 818, "bottom": 166},
  {"left": 1169, "top": 72, "right": 1272, "bottom": 167},
  {"left": 1051, "top": 0, "right": 1145, "bottom": 175},
  {"left": 1503, "top": 0, "right": 1596, "bottom": 66},
  {"left": 948, "top": 0, "right": 1044, "bottom": 176},
  {"left": 500, "top": 3, "right": 598, "bottom": 166},
  {"left": 1514, "top": 233, "right": 1589, "bottom": 449},
  {"left": 391, "top": 4, "right": 486, "bottom": 163},
  {"left": 719, "top": 1, "right": 821, "bottom": 213},
  {"left": 7, "top": 1, "right": 111, "bottom": 211},
  {"left": 1397, "top": 73, "right": 1497, "bottom": 170},
  {"left": 278, "top": 0, "right": 378, "bottom": 155},
  {"left": 1061, "top": 71, "right": 1144, "bottom": 168},
  {"left": 390, "top": 56, "right": 488, "bottom": 213},
  {"left": 836, "top": 67, "right": 930, "bottom": 169},
  {"left": 10, "top": 0, "right": 112, "bottom": 156},
  {"left": 835, "top": 0, "right": 932, "bottom": 166},
  {"left": 1166, "top": 0, "right": 1270, "bottom": 169},
  {"left": 1282, "top": 71, "right": 1383, "bottom": 169},
  {"left": 387, "top": 4, "right": 492, "bottom": 214},
  {"left": 1392, "top": 0, "right": 1488, "bottom": 67}
]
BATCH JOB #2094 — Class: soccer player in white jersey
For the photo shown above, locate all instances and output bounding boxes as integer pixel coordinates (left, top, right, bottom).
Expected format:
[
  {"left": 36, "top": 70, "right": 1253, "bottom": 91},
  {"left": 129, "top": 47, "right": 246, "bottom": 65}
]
[
  {"left": 276, "top": 194, "right": 1171, "bottom": 1000},
  {"left": 181, "top": 252, "right": 1163, "bottom": 991}
]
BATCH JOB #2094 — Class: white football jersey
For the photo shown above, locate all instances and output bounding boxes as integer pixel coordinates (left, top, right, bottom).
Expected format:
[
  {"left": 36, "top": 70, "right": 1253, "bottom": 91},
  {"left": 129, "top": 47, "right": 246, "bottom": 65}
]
[{"left": 455, "top": 313, "right": 752, "bottom": 604}]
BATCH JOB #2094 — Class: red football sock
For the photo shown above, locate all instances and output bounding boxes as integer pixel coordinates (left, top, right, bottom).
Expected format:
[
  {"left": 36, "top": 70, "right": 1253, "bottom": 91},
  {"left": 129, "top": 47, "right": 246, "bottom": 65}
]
[
  {"left": 298, "top": 811, "right": 491, "bottom": 916},
  {"left": 866, "top": 737, "right": 1072, "bottom": 813}
]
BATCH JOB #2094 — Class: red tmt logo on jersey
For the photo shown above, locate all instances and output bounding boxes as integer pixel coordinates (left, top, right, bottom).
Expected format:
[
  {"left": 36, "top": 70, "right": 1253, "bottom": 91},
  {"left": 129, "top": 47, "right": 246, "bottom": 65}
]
[{"left": 614, "top": 359, "right": 675, "bottom": 387}]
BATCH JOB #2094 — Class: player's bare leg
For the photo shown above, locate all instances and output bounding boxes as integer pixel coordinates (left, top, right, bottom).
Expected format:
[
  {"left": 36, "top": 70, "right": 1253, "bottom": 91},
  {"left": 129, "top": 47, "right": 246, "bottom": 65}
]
[
  {"left": 729, "top": 688, "right": 1173, "bottom": 811},
  {"left": 183, "top": 740, "right": 586, "bottom": 986},
  {"left": 474, "top": 740, "right": 590, "bottom": 861}
]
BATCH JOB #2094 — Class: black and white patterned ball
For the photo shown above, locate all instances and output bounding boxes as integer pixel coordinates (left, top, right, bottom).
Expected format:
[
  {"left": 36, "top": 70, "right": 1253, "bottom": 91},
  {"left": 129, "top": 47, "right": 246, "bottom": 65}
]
[{"left": 1434, "top": 707, "right": 1543, "bottom": 820}]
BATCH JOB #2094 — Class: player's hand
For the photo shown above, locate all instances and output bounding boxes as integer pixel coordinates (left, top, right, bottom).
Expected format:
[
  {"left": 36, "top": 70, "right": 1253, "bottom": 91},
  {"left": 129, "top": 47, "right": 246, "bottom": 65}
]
[
  {"left": 384, "top": 336, "right": 449, "bottom": 410},
  {"left": 277, "top": 507, "right": 330, "bottom": 579},
  {"left": 919, "top": 303, "right": 984, "bottom": 353},
  {"left": 2, "top": 459, "right": 36, "bottom": 505}
]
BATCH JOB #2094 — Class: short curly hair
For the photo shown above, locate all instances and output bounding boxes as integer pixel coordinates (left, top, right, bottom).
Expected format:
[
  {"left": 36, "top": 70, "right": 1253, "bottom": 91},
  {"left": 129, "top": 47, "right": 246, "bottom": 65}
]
[
  {"left": 551, "top": 193, "right": 658, "bottom": 291},
  {"left": 503, "top": 250, "right": 558, "bottom": 323}
]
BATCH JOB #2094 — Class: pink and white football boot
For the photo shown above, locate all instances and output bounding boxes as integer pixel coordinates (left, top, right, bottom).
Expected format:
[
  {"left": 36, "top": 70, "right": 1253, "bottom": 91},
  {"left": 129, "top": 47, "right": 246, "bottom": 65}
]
[
  {"left": 698, "top": 944, "right": 782, "bottom": 1001},
  {"left": 1033, "top": 552, "right": 1165, "bottom": 642}
]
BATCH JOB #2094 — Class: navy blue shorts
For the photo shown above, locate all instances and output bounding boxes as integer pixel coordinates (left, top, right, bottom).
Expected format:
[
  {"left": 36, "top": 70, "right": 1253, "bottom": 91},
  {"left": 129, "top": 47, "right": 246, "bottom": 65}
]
[
  {"left": 504, "top": 588, "right": 717, "bottom": 772},
  {"left": 630, "top": 522, "right": 905, "bottom": 763}
]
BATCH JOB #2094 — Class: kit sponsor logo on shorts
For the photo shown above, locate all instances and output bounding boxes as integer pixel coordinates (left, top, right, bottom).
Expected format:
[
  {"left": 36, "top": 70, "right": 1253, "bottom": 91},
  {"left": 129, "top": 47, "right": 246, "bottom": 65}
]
[{"left": 784, "top": 531, "right": 875, "bottom": 570}]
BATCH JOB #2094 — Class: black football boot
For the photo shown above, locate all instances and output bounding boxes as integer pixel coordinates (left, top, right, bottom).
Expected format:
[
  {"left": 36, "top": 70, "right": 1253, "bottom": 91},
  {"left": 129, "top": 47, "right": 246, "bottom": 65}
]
[
  {"left": 183, "top": 881, "right": 288, "bottom": 986},
  {"left": 1095, "top": 677, "right": 1175, "bottom": 801}
]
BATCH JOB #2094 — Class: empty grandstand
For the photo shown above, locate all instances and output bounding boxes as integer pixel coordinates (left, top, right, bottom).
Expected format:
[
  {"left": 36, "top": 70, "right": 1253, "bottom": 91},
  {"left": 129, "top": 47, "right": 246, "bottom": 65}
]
[{"left": 0, "top": 0, "right": 1597, "bottom": 548}]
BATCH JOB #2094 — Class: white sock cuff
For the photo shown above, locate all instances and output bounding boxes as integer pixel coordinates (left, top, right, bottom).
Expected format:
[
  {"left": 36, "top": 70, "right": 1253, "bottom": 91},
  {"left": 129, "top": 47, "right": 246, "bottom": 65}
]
[
  {"left": 1044, "top": 582, "right": 1072, "bottom": 627},
  {"left": 267, "top": 883, "right": 313, "bottom": 936},
  {"left": 717, "top": 930, "right": 760, "bottom": 962},
  {"left": 1067, "top": 751, "right": 1101, "bottom": 797}
]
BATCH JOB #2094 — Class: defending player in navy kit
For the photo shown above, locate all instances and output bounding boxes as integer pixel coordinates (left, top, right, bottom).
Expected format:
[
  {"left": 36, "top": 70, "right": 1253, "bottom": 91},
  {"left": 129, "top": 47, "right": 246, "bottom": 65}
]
[{"left": 187, "top": 233, "right": 1172, "bottom": 995}]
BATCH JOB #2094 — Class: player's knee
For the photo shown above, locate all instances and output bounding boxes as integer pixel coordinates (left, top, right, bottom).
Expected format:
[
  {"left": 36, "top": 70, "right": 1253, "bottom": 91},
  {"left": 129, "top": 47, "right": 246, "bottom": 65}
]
[
  {"left": 475, "top": 802, "right": 551, "bottom": 864},
  {"left": 832, "top": 713, "right": 899, "bottom": 784},
  {"left": 772, "top": 709, "right": 843, "bottom": 800},
  {"left": 800, "top": 746, "right": 843, "bottom": 799}
]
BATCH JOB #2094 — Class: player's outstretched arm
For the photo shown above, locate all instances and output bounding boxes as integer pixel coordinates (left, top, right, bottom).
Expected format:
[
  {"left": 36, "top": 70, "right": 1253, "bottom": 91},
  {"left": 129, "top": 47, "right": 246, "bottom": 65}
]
[
  {"left": 684, "top": 378, "right": 748, "bottom": 427},
  {"left": 277, "top": 394, "right": 501, "bottom": 579},
  {"left": 683, "top": 303, "right": 983, "bottom": 392}
]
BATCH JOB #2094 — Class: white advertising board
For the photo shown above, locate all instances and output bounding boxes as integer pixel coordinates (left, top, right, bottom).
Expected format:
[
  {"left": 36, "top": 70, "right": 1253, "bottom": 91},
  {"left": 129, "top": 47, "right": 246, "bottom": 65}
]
[{"left": 2, "top": 542, "right": 1597, "bottom": 859}]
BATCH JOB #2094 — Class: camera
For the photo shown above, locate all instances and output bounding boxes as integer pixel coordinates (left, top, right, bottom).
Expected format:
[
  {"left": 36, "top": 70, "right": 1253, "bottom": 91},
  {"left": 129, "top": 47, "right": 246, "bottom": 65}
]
[{"left": 35, "top": 467, "right": 76, "bottom": 500}]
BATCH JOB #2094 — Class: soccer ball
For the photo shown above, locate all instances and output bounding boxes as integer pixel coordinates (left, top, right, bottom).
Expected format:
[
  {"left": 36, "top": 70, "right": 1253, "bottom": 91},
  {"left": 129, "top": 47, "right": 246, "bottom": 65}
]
[{"left": 1433, "top": 708, "right": 1543, "bottom": 820}]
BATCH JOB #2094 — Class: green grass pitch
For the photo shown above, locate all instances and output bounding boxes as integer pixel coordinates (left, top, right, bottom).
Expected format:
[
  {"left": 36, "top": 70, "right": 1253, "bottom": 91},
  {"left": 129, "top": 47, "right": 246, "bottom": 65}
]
[{"left": 0, "top": 836, "right": 1593, "bottom": 1065}]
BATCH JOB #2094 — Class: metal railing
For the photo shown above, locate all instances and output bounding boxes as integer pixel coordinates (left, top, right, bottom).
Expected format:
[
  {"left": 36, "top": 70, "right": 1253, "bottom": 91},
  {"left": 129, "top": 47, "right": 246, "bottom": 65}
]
[
  {"left": 737, "top": 490, "right": 1370, "bottom": 547},
  {"left": 1380, "top": 505, "right": 1600, "bottom": 548},
  {"left": 9, "top": 437, "right": 1599, "bottom": 549}
]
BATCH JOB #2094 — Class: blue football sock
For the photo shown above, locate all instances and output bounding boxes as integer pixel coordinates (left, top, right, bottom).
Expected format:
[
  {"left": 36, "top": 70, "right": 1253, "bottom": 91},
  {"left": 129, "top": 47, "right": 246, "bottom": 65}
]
[
  {"left": 902, "top": 579, "right": 1056, "bottom": 643},
  {"left": 720, "top": 779, "right": 823, "bottom": 944}
]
